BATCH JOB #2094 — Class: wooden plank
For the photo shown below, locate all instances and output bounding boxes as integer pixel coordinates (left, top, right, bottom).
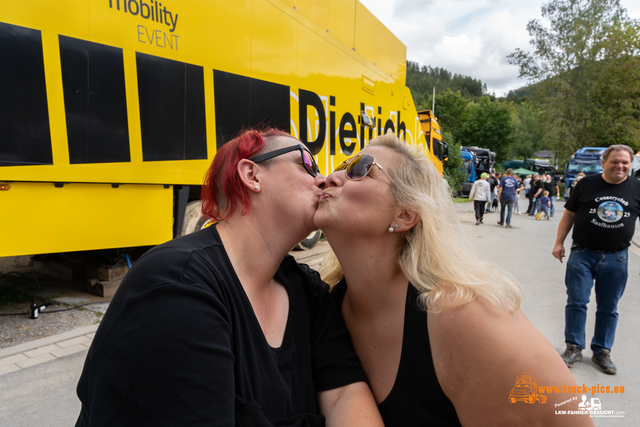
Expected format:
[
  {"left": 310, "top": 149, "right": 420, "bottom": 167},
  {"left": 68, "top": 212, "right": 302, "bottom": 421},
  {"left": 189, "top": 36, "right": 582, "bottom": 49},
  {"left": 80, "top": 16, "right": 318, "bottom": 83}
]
[{"left": 86, "top": 279, "right": 122, "bottom": 298}]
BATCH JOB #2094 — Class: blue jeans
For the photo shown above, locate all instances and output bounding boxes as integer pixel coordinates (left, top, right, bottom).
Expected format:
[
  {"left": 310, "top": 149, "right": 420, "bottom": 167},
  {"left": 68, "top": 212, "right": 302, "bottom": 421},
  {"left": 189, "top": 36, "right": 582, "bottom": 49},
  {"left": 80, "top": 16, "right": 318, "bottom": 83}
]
[
  {"left": 500, "top": 200, "right": 514, "bottom": 226},
  {"left": 540, "top": 205, "right": 549, "bottom": 219},
  {"left": 564, "top": 245, "right": 629, "bottom": 352},
  {"left": 549, "top": 196, "right": 555, "bottom": 216},
  {"left": 531, "top": 198, "right": 541, "bottom": 215}
]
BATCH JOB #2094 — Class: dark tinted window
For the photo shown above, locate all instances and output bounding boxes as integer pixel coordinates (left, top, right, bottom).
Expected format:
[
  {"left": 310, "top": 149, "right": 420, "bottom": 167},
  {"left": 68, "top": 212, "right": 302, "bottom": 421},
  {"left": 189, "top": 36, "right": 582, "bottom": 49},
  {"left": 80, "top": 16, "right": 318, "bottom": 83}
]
[
  {"left": 213, "top": 70, "right": 290, "bottom": 149},
  {"left": 136, "top": 53, "right": 207, "bottom": 161},
  {"left": 0, "top": 22, "right": 52, "bottom": 166},
  {"left": 60, "top": 36, "right": 130, "bottom": 164}
]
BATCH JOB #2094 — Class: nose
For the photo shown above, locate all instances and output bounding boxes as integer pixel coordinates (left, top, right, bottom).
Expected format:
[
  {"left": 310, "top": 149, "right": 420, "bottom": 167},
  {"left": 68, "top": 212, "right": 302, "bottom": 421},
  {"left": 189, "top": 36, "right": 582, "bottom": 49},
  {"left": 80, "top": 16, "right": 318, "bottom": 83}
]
[
  {"left": 314, "top": 173, "right": 327, "bottom": 189},
  {"left": 325, "top": 171, "right": 345, "bottom": 188}
]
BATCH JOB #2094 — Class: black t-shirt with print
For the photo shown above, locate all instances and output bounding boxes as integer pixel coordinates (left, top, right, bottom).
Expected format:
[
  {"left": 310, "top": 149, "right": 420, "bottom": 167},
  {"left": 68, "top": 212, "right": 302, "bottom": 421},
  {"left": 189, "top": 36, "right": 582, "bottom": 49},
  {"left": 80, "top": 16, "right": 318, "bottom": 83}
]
[{"left": 565, "top": 174, "right": 640, "bottom": 251}]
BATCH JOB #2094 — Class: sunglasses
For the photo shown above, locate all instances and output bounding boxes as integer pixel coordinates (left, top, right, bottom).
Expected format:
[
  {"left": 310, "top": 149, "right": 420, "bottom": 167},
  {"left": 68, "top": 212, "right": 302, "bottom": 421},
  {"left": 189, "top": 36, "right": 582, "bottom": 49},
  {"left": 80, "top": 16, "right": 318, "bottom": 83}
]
[
  {"left": 251, "top": 145, "right": 319, "bottom": 177},
  {"left": 334, "top": 153, "right": 395, "bottom": 185}
]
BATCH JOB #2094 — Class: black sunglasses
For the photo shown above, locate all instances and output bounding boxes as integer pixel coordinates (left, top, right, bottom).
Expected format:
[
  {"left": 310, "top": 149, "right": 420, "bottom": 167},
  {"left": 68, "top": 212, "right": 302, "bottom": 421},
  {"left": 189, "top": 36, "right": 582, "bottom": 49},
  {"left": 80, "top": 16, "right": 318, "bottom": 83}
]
[
  {"left": 334, "top": 153, "right": 396, "bottom": 185},
  {"left": 251, "top": 145, "right": 319, "bottom": 177}
]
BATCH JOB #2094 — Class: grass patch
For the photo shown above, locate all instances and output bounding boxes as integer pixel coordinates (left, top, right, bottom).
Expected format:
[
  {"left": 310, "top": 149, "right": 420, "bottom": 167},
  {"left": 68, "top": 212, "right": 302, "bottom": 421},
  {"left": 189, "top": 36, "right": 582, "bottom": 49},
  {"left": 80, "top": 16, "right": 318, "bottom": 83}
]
[{"left": 452, "top": 197, "right": 471, "bottom": 203}]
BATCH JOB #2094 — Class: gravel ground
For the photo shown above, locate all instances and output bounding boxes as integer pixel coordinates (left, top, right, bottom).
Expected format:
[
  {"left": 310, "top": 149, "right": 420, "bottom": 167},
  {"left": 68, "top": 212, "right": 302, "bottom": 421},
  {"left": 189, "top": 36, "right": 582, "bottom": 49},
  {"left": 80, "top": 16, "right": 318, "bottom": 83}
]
[
  {"left": 0, "top": 256, "right": 109, "bottom": 350},
  {"left": 0, "top": 303, "right": 103, "bottom": 349}
]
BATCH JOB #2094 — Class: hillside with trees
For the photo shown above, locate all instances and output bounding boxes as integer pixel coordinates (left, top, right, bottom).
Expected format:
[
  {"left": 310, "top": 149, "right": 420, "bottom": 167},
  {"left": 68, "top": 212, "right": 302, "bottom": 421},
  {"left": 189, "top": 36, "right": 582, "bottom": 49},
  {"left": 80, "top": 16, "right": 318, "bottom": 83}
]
[{"left": 407, "top": 0, "right": 640, "bottom": 192}]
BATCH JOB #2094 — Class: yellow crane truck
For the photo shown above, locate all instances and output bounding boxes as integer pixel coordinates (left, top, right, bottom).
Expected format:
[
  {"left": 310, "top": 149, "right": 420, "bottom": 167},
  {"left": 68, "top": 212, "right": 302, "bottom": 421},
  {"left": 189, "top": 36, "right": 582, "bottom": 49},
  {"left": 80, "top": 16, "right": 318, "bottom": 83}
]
[{"left": 0, "top": 0, "right": 447, "bottom": 257}]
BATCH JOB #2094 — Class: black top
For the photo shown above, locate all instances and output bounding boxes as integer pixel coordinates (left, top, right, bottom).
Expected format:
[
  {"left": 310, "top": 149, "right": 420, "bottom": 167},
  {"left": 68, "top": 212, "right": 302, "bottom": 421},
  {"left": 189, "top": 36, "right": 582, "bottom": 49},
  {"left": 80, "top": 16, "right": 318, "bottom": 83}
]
[
  {"left": 76, "top": 226, "right": 364, "bottom": 427},
  {"left": 565, "top": 174, "right": 640, "bottom": 251},
  {"left": 543, "top": 178, "right": 557, "bottom": 196},
  {"left": 488, "top": 176, "right": 498, "bottom": 191},
  {"left": 332, "top": 281, "right": 461, "bottom": 427},
  {"left": 531, "top": 179, "right": 545, "bottom": 197}
]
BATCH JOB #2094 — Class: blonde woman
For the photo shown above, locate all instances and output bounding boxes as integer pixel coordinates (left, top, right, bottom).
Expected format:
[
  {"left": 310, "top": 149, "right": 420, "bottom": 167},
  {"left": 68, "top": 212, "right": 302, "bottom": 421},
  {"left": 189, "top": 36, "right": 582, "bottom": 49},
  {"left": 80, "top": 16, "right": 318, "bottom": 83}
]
[{"left": 314, "top": 134, "right": 592, "bottom": 426}]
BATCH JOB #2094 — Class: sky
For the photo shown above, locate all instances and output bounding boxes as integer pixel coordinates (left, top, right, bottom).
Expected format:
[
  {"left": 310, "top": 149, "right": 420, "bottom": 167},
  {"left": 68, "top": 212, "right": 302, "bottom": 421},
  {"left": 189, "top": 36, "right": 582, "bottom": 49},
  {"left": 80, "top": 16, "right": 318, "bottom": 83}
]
[{"left": 359, "top": 0, "right": 640, "bottom": 96}]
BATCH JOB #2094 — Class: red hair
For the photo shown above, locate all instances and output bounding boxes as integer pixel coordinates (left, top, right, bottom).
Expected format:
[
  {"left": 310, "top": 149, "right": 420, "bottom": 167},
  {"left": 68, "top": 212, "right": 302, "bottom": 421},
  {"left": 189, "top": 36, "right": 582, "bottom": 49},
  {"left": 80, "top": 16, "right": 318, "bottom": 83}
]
[{"left": 201, "top": 128, "right": 294, "bottom": 221}]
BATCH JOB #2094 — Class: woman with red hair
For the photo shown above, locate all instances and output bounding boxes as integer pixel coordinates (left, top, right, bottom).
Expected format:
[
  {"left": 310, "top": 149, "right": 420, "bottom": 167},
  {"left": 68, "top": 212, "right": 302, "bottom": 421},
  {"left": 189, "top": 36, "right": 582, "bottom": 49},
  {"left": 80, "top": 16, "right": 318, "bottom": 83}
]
[{"left": 76, "top": 128, "right": 382, "bottom": 427}]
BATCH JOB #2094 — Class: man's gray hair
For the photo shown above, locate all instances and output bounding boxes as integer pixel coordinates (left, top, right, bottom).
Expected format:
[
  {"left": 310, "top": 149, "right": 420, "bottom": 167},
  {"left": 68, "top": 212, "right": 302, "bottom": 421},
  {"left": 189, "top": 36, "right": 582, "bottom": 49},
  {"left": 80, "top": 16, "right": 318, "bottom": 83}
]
[{"left": 603, "top": 145, "right": 634, "bottom": 163}]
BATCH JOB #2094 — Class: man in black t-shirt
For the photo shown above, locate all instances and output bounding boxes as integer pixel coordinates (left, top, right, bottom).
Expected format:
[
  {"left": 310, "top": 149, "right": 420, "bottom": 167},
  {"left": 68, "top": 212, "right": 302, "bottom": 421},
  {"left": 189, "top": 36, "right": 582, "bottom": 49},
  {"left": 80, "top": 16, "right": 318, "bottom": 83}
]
[
  {"left": 552, "top": 145, "right": 640, "bottom": 375},
  {"left": 543, "top": 174, "right": 559, "bottom": 217},
  {"left": 527, "top": 174, "right": 545, "bottom": 216}
]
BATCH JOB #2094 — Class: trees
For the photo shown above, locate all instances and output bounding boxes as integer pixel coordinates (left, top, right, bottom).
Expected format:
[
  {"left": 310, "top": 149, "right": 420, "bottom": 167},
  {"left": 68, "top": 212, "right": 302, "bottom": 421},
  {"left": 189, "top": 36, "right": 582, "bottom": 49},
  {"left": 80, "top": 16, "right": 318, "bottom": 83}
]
[
  {"left": 456, "top": 97, "right": 515, "bottom": 162},
  {"left": 507, "top": 0, "right": 640, "bottom": 159}
]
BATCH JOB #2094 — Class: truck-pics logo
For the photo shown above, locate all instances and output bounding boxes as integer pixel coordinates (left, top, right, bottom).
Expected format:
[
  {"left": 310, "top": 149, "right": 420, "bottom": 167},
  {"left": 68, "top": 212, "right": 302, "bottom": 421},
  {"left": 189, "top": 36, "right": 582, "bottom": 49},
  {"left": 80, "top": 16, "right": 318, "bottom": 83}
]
[{"left": 508, "top": 372, "right": 547, "bottom": 404}]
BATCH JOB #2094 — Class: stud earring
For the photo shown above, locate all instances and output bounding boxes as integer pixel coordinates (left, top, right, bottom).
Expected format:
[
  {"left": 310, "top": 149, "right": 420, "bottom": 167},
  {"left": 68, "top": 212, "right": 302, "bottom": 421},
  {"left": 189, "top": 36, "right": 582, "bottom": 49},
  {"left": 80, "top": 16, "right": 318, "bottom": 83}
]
[
  {"left": 388, "top": 225, "right": 400, "bottom": 232},
  {"left": 254, "top": 185, "right": 259, "bottom": 190}
]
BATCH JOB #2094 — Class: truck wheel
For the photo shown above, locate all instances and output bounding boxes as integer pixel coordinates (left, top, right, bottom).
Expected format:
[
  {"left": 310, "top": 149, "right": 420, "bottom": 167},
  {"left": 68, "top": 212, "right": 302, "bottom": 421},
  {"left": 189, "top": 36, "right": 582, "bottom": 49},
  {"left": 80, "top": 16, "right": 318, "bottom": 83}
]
[
  {"left": 295, "top": 230, "right": 322, "bottom": 250},
  {"left": 527, "top": 395, "right": 535, "bottom": 404},
  {"left": 181, "top": 201, "right": 209, "bottom": 236},
  {"left": 538, "top": 395, "right": 547, "bottom": 404}
]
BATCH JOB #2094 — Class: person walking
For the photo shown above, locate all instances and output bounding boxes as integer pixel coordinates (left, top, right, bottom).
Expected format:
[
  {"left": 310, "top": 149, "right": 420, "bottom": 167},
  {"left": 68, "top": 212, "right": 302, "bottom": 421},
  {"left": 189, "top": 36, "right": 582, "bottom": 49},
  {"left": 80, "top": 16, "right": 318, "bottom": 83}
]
[
  {"left": 487, "top": 173, "right": 499, "bottom": 212},
  {"left": 524, "top": 175, "right": 533, "bottom": 214},
  {"left": 544, "top": 174, "right": 559, "bottom": 217},
  {"left": 469, "top": 173, "right": 491, "bottom": 225},
  {"left": 513, "top": 174, "right": 523, "bottom": 215},
  {"left": 552, "top": 145, "right": 640, "bottom": 375},
  {"left": 528, "top": 174, "right": 544, "bottom": 217},
  {"left": 497, "top": 168, "right": 518, "bottom": 228}
]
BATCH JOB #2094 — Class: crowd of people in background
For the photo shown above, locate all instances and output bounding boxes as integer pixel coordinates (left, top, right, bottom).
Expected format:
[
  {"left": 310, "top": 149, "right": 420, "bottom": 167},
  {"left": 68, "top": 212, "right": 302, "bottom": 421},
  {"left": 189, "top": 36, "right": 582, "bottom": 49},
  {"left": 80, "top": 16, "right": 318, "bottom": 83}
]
[{"left": 469, "top": 169, "right": 561, "bottom": 228}]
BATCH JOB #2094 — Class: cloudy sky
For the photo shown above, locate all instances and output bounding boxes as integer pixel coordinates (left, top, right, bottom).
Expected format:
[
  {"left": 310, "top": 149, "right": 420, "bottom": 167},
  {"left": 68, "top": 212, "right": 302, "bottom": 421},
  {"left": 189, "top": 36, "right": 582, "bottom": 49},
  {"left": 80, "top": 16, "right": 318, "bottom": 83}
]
[{"left": 359, "top": 0, "right": 640, "bottom": 96}]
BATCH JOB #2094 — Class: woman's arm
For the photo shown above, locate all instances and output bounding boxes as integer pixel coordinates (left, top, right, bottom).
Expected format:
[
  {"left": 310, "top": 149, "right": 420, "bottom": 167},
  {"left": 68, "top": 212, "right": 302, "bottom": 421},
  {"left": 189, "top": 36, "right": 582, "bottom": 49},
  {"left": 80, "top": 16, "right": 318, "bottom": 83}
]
[
  {"left": 428, "top": 298, "right": 593, "bottom": 426},
  {"left": 319, "top": 382, "right": 384, "bottom": 427}
]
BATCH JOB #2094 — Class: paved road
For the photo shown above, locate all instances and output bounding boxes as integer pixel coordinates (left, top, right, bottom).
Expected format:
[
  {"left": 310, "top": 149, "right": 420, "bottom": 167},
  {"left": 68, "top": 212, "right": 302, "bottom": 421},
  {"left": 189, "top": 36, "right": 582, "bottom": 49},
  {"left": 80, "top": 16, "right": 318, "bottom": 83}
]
[{"left": 1, "top": 199, "right": 638, "bottom": 425}]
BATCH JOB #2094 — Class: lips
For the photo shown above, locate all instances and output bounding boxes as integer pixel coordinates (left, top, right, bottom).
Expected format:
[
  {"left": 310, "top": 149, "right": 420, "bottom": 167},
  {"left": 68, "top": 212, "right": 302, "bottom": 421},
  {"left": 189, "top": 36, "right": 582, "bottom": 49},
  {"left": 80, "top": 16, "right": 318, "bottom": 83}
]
[{"left": 319, "top": 191, "right": 332, "bottom": 200}]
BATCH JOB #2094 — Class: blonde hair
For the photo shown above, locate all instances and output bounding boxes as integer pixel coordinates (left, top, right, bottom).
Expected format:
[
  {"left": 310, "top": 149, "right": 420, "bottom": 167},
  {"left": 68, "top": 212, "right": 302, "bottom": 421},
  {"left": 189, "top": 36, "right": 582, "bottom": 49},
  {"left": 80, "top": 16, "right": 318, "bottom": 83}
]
[{"left": 319, "top": 134, "right": 521, "bottom": 313}]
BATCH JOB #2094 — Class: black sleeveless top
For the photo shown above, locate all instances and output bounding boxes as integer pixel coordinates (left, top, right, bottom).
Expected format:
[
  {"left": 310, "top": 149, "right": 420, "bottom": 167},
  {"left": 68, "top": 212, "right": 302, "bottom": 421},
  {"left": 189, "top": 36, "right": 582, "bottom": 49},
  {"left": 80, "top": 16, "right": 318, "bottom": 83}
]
[{"left": 332, "top": 280, "right": 462, "bottom": 427}]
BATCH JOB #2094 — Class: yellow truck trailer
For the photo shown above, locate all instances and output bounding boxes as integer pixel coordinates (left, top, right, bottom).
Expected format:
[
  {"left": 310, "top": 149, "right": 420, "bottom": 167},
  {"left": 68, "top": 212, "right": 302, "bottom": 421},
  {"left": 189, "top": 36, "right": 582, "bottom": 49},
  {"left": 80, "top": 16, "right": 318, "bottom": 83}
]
[{"left": 0, "top": 0, "right": 448, "bottom": 257}]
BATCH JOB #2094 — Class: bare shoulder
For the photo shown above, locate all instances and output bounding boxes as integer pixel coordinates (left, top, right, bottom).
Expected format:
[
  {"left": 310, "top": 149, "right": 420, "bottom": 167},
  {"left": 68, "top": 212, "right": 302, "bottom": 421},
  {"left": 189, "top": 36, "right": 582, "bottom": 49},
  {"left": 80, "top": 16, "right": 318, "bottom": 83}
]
[{"left": 428, "top": 297, "right": 593, "bottom": 426}]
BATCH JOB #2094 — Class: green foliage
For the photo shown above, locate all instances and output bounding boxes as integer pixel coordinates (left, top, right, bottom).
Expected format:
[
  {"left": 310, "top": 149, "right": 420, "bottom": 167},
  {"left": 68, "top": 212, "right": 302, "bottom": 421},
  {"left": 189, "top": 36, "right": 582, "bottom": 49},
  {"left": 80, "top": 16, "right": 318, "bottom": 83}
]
[
  {"left": 456, "top": 98, "right": 515, "bottom": 162},
  {"left": 442, "top": 132, "right": 469, "bottom": 194},
  {"left": 507, "top": 0, "right": 640, "bottom": 159},
  {"left": 510, "top": 102, "right": 547, "bottom": 159},
  {"left": 406, "top": 61, "right": 486, "bottom": 110},
  {"left": 431, "top": 90, "right": 470, "bottom": 138}
]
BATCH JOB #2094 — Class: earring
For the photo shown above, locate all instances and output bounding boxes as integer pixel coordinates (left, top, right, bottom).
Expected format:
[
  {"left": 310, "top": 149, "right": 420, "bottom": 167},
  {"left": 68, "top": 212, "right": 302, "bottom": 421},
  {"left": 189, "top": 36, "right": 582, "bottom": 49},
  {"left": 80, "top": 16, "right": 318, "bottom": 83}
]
[
  {"left": 254, "top": 185, "right": 259, "bottom": 190},
  {"left": 388, "top": 225, "right": 400, "bottom": 232}
]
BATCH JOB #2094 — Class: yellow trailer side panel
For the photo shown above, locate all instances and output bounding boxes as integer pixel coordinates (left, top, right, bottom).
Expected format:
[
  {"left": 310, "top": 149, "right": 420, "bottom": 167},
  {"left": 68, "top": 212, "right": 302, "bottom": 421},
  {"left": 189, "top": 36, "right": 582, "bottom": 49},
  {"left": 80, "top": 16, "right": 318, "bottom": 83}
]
[{"left": 0, "top": 182, "right": 173, "bottom": 256}]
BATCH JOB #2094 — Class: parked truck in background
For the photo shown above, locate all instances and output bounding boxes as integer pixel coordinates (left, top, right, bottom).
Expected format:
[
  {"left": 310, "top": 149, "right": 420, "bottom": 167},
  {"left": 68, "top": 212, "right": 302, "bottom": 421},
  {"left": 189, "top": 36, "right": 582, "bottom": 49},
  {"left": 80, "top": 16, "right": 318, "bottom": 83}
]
[
  {"left": 502, "top": 158, "right": 554, "bottom": 176},
  {"left": 1, "top": 0, "right": 448, "bottom": 257},
  {"left": 462, "top": 146, "right": 494, "bottom": 180},
  {"left": 563, "top": 147, "right": 607, "bottom": 199},
  {"left": 458, "top": 148, "right": 476, "bottom": 197}
]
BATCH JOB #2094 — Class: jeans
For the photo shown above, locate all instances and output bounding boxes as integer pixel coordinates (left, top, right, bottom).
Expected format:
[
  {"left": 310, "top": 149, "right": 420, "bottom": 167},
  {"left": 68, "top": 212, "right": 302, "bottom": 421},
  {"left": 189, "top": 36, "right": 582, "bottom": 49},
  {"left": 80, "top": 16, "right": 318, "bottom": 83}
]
[
  {"left": 530, "top": 198, "right": 541, "bottom": 215},
  {"left": 514, "top": 195, "right": 520, "bottom": 213},
  {"left": 489, "top": 191, "right": 495, "bottom": 211},
  {"left": 473, "top": 200, "right": 486, "bottom": 221},
  {"left": 540, "top": 205, "right": 549, "bottom": 219},
  {"left": 500, "top": 200, "right": 514, "bottom": 226},
  {"left": 549, "top": 196, "right": 555, "bottom": 216},
  {"left": 564, "top": 245, "right": 629, "bottom": 352}
]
